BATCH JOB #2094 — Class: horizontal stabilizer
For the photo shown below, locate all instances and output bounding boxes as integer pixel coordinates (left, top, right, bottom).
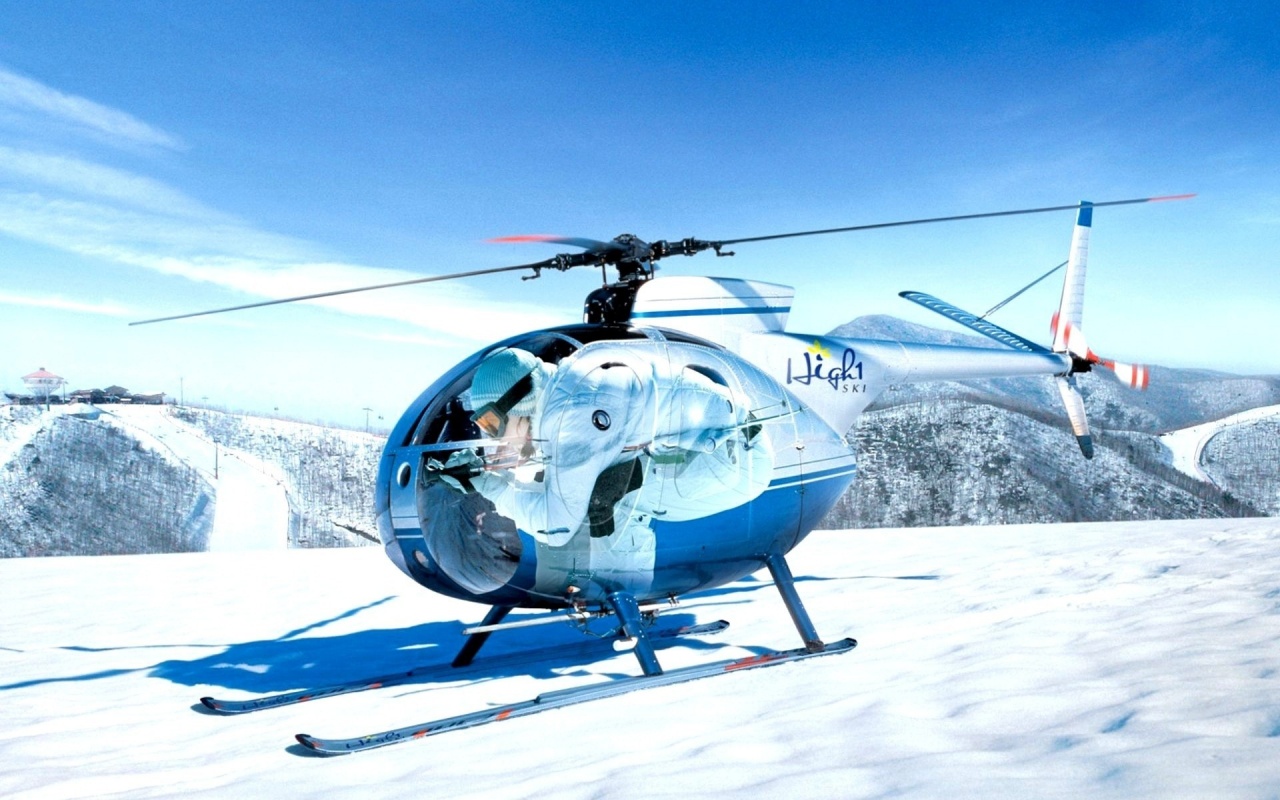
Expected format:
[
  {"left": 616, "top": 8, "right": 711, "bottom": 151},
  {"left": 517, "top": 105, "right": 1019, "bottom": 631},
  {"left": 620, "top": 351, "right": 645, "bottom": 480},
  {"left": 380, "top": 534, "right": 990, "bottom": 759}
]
[{"left": 900, "top": 291, "right": 1051, "bottom": 354}]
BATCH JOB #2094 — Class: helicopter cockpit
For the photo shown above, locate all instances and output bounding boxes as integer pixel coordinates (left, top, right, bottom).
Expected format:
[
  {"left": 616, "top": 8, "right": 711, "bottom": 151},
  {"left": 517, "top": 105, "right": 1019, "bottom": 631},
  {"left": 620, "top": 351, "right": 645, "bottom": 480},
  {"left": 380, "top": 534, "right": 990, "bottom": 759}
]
[{"left": 388, "top": 323, "right": 792, "bottom": 603}]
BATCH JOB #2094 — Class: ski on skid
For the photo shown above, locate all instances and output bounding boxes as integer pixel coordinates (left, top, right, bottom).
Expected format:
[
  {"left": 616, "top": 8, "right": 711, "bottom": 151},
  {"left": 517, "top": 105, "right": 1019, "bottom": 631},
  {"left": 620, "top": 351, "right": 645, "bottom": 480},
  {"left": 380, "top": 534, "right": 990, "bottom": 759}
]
[{"left": 296, "top": 637, "right": 857, "bottom": 755}]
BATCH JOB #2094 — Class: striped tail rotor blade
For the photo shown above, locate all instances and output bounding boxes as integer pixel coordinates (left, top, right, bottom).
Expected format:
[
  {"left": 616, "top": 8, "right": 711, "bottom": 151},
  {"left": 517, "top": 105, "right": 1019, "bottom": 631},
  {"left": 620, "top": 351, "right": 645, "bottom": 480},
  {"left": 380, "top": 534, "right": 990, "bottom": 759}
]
[
  {"left": 1051, "top": 202, "right": 1093, "bottom": 351},
  {"left": 1054, "top": 375, "right": 1094, "bottom": 459},
  {"left": 1098, "top": 359, "right": 1151, "bottom": 390}
]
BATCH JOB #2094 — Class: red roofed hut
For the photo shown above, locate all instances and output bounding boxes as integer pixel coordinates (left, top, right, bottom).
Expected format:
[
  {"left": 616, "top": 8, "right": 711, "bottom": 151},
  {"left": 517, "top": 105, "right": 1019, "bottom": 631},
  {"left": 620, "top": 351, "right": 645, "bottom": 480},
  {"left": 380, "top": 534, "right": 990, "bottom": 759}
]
[{"left": 22, "top": 367, "right": 67, "bottom": 404}]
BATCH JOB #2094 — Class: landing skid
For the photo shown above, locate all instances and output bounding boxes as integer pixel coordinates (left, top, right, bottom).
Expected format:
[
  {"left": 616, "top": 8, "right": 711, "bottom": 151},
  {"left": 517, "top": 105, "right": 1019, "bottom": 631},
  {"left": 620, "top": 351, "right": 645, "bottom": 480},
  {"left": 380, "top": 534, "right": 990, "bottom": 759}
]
[
  {"left": 211, "top": 554, "right": 855, "bottom": 755},
  {"left": 296, "top": 637, "right": 857, "bottom": 754}
]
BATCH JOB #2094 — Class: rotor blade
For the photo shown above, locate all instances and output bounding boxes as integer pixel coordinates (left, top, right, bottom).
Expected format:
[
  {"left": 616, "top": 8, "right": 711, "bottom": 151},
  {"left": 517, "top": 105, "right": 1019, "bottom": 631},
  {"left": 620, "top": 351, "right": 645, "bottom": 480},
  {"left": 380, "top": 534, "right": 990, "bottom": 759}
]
[
  {"left": 1096, "top": 358, "right": 1151, "bottom": 390},
  {"left": 489, "top": 234, "right": 622, "bottom": 253},
  {"left": 713, "top": 194, "right": 1196, "bottom": 248},
  {"left": 981, "top": 261, "right": 1067, "bottom": 319},
  {"left": 1054, "top": 374, "right": 1094, "bottom": 459},
  {"left": 128, "top": 260, "right": 554, "bottom": 326}
]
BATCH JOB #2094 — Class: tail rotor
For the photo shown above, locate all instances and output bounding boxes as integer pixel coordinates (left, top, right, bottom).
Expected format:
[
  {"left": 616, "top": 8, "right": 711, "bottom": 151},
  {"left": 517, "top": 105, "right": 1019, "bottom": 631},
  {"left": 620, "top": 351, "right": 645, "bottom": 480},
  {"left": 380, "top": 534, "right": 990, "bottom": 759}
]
[{"left": 1049, "top": 201, "right": 1153, "bottom": 458}]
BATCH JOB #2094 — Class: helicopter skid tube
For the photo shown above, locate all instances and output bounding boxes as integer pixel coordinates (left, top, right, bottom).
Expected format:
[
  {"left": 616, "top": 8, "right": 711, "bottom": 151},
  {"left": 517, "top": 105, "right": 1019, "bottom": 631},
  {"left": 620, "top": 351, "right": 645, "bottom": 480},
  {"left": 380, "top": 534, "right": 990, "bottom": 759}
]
[{"left": 295, "top": 637, "right": 858, "bottom": 755}]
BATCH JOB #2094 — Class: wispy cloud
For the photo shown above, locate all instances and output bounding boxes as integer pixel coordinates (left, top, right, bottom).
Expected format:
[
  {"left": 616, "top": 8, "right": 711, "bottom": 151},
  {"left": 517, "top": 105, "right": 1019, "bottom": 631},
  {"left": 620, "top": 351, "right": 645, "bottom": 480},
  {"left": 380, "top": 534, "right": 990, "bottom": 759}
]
[
  {"left": 0, "top": 65, "right": 182, "bottom": 150},
  {"left": 0, "top": 68, "right": 562, "bottom": 339},
  {"left": 0, "top": 145, "right": 217, "bottom": 219},
  {"left": 0, "top": 290, "right": 131, "bottom": 317},
  {"left": 0, "top": 190, "right": 560, "bottom": 340}
]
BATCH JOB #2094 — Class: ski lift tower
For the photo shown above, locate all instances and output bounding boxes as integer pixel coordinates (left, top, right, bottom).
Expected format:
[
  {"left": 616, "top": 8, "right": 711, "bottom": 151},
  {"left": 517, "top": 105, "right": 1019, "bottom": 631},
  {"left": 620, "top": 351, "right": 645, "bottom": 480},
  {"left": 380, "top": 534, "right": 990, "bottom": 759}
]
[{"left": 22, "top": 367, "right": 66, "bottom": 408}]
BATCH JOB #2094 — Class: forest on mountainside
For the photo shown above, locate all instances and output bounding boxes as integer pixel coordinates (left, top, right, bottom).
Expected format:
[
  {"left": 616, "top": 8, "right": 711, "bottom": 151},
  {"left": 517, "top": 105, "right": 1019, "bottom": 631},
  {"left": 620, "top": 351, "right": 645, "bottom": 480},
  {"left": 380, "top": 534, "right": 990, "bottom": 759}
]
[
  {"left": 820, "top": 399, "right": 1260, "bottom": 531},
  {"left": 0, "top": 408, "right": 211, "bottom": 557},
  {"left": 1201, "top": 418, "right": 1280, "bottom": 515}
]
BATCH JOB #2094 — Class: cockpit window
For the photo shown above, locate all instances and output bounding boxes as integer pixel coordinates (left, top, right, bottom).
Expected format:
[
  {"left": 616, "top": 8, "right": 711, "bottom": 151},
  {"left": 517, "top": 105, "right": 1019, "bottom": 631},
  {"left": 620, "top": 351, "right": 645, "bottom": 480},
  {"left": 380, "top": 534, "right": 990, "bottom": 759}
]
[
  {"left": 410, "top": 329, "right": 587, "bottom": 447},
  {"left": 405, "top": 323, "right": 790, "bottom": 600}
]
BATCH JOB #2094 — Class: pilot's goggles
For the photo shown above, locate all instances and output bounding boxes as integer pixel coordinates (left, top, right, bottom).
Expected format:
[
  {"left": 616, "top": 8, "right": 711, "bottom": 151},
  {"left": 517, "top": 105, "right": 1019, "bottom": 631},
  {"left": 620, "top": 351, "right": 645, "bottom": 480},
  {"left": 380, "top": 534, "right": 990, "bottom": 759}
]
[{"left": 471, "top": 372, "right": 534, "bottom": 438}]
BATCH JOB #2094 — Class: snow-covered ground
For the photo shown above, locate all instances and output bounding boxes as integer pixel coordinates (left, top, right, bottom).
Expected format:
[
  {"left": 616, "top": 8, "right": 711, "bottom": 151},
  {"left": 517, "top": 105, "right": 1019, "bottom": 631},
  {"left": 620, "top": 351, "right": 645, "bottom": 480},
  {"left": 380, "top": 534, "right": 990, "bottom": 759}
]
[
  {"left": 2, "top": 518, "right": 1278, "bottom": 798},
  {"left": 0, "top": 407, "right": 49, "bottom": 467},
  {"left": 104, "top": 406, "right": 288, "bottom": 551},
  {"left": 1159, "top": 404, "right": 1280, "bottom": 484}
]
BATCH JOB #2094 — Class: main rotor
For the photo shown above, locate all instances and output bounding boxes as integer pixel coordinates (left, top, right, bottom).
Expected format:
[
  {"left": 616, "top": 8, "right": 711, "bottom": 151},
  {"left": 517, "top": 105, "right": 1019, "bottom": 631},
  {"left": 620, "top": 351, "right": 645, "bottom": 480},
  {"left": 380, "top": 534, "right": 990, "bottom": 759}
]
[
  {"left": 489, "top": 232, "right": 733, "bottom": 283},
  {"left": 129, "top": 195, "right": 1193, "bottom": 327}
]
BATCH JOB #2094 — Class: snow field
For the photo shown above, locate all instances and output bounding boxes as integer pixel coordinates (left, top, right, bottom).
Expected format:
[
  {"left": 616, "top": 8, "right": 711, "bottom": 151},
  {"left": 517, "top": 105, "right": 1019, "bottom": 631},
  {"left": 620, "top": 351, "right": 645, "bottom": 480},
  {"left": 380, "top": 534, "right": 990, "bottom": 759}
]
[{"left": 0, "top": 518, "right": 1278, "bottom": 798}]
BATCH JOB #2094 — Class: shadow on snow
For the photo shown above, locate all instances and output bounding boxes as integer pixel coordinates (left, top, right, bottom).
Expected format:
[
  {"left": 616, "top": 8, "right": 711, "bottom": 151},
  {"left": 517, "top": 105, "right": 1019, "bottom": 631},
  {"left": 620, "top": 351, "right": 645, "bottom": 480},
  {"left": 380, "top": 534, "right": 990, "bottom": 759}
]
[{"left": 1, "top": 571, "right": 929, "bottom": 695}]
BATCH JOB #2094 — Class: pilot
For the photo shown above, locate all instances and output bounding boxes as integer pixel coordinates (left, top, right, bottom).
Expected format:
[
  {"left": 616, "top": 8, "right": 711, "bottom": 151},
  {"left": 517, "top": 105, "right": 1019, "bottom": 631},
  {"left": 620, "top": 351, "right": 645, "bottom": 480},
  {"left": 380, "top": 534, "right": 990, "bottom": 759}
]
[
  {"left": 443, "top": 344, "right": 766, "bottom": 549},
  {"left": 467, "top": 346, "right": 554, "bottom": 464}
]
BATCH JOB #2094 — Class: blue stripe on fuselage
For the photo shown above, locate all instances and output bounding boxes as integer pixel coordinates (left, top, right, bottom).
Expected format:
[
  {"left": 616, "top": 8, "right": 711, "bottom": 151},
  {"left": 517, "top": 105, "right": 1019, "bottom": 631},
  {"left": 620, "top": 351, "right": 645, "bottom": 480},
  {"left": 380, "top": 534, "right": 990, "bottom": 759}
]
[{"left": 767, "top": 461, "right": 857, "bottom": 489}]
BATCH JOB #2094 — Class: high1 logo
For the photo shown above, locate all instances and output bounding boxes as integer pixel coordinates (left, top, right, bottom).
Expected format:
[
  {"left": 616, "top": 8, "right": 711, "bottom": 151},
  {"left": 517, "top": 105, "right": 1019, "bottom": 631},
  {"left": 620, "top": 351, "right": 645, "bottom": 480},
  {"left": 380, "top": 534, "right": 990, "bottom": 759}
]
[{"left": 786, "top": 341, "right": 864, "bottom": 391}]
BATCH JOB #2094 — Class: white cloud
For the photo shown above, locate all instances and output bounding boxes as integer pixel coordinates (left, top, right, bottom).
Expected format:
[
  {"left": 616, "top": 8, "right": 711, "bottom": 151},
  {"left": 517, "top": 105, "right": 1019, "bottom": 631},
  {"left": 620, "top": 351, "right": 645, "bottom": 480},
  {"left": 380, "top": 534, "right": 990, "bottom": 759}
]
[
  {"left": 0, "top": 69, "right": 562, "bottom": 338},
  {"left": 0, "top": 290, "right": 131, "bottom": 317},
  {"left": 0, "top": 191, "right": 560, "bottom": 339},
  {"left": 0, "top": 145, "right": 216, "bottom": 219},
  {"left": 0, "top": 191, "right": 317, "bottom": 263},
  {"left": 0, "top": 65, "right": 182, "bottom": 150}
]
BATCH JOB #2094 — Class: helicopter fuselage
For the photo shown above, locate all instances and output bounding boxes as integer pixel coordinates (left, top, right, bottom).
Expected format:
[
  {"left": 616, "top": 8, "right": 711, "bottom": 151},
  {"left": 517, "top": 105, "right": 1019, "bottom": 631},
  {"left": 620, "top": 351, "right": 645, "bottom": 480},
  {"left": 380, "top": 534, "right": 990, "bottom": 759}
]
[
  {"left": 377, "top": 321, "right": 855, "bottom": 609},
  {"left": 376, "top": 277, "right": 1072, "bottom": 613}
]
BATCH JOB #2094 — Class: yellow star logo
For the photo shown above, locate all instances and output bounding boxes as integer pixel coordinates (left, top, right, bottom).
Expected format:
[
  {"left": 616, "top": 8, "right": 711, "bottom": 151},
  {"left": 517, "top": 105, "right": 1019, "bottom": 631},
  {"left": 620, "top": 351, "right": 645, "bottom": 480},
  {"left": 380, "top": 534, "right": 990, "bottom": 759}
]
[{"left": 806, "top": 340, "right": 832, "bottom": 359}]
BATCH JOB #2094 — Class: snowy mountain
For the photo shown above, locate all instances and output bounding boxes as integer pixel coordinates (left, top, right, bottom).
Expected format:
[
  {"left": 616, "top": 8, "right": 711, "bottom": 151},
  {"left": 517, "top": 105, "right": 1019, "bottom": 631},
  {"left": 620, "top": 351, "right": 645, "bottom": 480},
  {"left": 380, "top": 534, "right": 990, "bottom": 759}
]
[
  {"left": 2, "top": 518, "right": 1278, "bottom": 798},
  {"left": 1202, "top": 417, "right": 1280, "bottom": 514},
  {"left": 3, "top": 315, "right": 1276, "bottom": 559},
  {"left": 0, "top": 404, "right": 379, "bottom": 557},
  {"left": 0, "top": 405, "right": 211, "bottom": 557},
  {"left": 824, "top": 402, "right": 1252, "bottom": 531},
  {"left": 819, "top": 315, "right": 1279, "bottom": 529},
  {"left": 167, "top": 407, "right": 382, "bottom": 548}
]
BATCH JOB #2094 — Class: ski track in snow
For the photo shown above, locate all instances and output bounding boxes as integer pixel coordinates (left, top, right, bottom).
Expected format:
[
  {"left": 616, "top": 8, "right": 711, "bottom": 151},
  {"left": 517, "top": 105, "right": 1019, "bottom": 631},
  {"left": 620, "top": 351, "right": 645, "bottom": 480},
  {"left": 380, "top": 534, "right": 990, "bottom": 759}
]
[
  {"left": 103, "top": 406, "right": 288, "bottom": 552},
  {"left": 1159, "top": 404, "right": 1280, "bottom": 484},
  {"left": 1, "top": 518, "right": 1279, "bottom": 799}
]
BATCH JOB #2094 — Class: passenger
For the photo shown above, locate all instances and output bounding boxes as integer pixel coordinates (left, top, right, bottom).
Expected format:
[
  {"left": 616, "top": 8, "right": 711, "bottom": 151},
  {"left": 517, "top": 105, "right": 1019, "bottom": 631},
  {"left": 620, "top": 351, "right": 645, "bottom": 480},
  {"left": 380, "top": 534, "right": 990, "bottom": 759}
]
[{"left": 428, "top": 344, "right": 767, "bottom": 547}]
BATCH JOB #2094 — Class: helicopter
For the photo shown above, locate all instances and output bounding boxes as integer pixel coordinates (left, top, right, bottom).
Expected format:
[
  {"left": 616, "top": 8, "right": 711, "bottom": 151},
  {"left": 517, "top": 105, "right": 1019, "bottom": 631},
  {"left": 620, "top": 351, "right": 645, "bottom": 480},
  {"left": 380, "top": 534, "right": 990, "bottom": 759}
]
[{"left": 135, "top": 193, "right": 1190, "bottom": 752}]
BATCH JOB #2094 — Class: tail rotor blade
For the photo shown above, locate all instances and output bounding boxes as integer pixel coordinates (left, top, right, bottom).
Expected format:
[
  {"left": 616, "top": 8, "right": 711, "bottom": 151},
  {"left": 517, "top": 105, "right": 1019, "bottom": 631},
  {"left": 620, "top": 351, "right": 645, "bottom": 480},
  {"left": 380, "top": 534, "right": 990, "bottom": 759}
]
[
  {"left": 1054, "top": 375, "right": 1094, "bottom": 459},
  {"left": 1097, "top": 358, "right": 1151, "bottom": 390}
]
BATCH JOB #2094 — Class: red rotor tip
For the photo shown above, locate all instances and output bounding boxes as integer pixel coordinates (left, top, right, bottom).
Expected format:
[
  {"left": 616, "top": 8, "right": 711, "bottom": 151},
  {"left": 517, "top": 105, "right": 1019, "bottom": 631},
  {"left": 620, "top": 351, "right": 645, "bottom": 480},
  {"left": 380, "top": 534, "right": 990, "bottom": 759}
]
[{"left": 488, "top": 235, "right": 561, "bottom": 243}]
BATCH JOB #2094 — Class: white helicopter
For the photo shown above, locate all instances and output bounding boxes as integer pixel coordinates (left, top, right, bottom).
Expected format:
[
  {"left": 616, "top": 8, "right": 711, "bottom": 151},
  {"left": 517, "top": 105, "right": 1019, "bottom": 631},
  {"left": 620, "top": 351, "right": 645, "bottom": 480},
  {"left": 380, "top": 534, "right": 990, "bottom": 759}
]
[{"left": 135, "top": 194, "right": 1189, "bottom": 753}]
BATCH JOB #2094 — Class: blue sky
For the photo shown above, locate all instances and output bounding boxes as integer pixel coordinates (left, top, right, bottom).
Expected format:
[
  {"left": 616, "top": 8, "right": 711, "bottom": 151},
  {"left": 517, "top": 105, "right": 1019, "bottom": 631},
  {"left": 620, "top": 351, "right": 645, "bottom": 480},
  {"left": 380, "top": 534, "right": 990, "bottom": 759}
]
[{"left": 1, "top": 2, "right": 1276, "bottom": 427}]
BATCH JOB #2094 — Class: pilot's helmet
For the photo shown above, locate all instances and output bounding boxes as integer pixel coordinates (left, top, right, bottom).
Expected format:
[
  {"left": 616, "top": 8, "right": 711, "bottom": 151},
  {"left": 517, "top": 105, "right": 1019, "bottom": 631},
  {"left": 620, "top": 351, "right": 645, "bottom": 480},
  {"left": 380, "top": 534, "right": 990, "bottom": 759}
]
[{"left": 470, "top": 347, "right": 546, "bottom": 418}]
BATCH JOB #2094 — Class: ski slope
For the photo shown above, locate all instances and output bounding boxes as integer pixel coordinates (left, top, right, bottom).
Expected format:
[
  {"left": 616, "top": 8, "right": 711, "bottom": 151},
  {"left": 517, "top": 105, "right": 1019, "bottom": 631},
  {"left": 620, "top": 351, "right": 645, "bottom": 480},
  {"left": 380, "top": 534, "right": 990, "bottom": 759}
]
[
  {"left": 1159, "top": 404, "right": 1280, "bottom": 485},
  {"left": 104, "top": 406, "right": 288, "bottom": 552},
  {"left": 2, "top": 518, "right": 1278, "bottom": 798}
]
